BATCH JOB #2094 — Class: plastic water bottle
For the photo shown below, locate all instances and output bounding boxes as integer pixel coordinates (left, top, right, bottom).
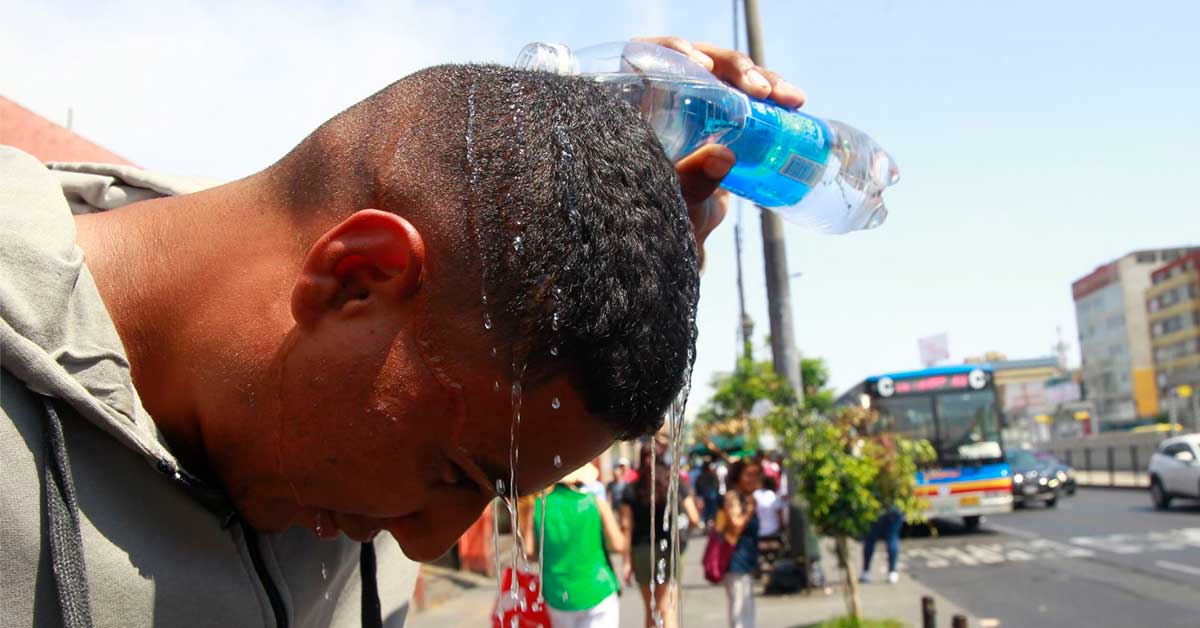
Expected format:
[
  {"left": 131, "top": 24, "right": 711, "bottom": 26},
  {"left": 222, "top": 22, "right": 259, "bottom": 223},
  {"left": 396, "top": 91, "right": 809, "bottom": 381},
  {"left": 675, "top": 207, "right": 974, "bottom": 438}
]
[{"left": 515, "top": 41, "right": 900, "bottom": 234}]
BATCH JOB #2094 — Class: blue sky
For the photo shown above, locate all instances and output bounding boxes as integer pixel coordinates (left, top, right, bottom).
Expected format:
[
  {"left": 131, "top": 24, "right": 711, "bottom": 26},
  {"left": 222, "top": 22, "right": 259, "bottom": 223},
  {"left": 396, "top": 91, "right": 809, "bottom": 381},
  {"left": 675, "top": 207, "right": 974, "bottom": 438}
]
[{"left": 3, "top": 0, "right": 1197, "bottom": 403}]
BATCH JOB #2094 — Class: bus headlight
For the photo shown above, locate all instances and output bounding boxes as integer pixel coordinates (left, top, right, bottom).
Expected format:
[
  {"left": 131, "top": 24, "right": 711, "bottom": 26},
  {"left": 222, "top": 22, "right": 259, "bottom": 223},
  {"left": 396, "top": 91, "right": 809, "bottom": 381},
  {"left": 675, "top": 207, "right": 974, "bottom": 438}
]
[{"left": 1013, "top": 473, "right": 1024, "bottom": 484}]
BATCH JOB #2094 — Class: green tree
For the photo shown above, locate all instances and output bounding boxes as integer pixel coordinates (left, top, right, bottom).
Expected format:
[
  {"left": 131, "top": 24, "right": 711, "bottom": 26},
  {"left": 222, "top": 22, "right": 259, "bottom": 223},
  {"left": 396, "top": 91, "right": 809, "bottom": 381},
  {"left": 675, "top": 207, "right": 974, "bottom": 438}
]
[
  {"left": 768, "top": 404, "right": 934, "bottom": 622},
  {"left": 695, "top": 354, "right": 794, "bottom": 429},
  {"left": 800, "top": 356, "right": 836, "bottom": 414}
]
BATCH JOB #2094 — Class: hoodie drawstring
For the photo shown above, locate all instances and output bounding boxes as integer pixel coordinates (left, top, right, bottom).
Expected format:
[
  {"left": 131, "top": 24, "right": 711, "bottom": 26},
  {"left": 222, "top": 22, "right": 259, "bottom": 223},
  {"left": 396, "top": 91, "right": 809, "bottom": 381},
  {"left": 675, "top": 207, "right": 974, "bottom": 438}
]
[
  {"left": 360, "top": 542, "right": 383, "bottom": 628},
  {"left": 41, "top": 398, "right": 95, "bottom": 628}
]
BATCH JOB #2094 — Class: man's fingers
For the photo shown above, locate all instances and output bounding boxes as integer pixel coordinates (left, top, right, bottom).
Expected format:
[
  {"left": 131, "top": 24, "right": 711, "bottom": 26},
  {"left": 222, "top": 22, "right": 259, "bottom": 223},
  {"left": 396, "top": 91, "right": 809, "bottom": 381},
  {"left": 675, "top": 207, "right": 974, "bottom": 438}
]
[
  {"left": 757, "top": 68, "right": 806, "bottom": 108},
  {"left": 693, "top": 42, "right": 804, "bottom": 108},
  {"left": 632, "top": 36, "right": 715, "bottom": 70},
  {"left": 675, "top": 144, "right": 735, "bottom": 204},
  {"left": 692, "top": 42, "right": 770, "bottom": 99}
]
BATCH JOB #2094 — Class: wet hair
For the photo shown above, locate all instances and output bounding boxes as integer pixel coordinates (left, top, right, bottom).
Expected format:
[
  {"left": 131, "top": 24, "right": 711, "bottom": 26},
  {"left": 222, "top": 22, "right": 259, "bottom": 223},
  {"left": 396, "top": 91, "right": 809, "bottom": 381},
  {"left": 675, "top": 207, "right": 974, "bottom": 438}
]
[{"left": 270, "top": 64, "right": 699, "bottom": 438}]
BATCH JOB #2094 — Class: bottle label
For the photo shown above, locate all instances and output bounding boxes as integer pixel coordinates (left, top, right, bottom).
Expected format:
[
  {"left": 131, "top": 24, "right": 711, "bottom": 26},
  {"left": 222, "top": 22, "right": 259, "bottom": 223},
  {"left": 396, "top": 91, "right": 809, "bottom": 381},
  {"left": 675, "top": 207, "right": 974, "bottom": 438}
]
[{"left": 778, "top": 153, "right": 825, "bottom": 187}]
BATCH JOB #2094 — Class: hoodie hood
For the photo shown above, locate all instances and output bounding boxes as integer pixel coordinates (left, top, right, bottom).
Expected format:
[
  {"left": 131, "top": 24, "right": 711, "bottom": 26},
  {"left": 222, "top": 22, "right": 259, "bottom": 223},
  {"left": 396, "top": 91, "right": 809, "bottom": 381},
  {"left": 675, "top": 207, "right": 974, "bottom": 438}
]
[{"left": 0, "top": 145, "right": 213, "bottom": 476}]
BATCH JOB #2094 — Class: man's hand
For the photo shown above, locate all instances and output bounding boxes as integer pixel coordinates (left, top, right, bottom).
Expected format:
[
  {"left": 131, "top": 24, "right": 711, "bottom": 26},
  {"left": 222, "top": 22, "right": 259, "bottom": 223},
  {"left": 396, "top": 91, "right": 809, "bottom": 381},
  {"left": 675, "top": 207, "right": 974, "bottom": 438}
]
[{"left": 634, "top": 36, "right": 806, "bottom": 267}]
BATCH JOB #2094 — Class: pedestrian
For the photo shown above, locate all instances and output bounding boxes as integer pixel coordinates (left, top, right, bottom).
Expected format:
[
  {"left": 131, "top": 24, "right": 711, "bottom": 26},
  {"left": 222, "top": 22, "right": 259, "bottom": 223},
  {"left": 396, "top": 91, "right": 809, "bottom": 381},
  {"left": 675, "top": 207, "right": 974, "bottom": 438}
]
[
  {"left": 860, "top": 435, "right": 908, "bottom": 585},
  {"left": 608, "top": 457, "right": 632, "bottom": 507},
  {"left": 620, "top": 442, "right": 700, "bottom": 628},
  {"left": 859, "top": 508, "right": 904, "bottom": 584},
  {"left": 720, "top": 459, "right": 763, "bottom": 628},
  {"left": 0, "top": 36, "right": 803, "bottom": 626},
  {"left": 695, "top": 461, "right": 722, "bottom": 529},
  {"left": 520, "top": 464, "right": 625, "bottom": 628},
  {"left": 753, "top": 475, "right": 787, "bottom": 567}
]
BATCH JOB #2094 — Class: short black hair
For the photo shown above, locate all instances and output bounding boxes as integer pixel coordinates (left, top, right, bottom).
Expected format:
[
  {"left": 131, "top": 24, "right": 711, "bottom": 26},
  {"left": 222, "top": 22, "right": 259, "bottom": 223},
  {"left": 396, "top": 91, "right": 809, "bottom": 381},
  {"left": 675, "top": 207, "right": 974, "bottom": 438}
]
[{"left": 273, "top": 64, "right": 699, "bottom": 438}]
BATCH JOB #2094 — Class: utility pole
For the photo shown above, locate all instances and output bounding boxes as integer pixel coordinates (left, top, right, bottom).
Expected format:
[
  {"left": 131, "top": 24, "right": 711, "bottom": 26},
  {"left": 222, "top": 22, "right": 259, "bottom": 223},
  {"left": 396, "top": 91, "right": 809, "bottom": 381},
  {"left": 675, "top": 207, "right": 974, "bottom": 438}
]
[
  {"left": 733, "top": 200, "right": 754, "bottom": 362},
  {"left": 743, "top": 0, "right": 805, "bottom": 404}
]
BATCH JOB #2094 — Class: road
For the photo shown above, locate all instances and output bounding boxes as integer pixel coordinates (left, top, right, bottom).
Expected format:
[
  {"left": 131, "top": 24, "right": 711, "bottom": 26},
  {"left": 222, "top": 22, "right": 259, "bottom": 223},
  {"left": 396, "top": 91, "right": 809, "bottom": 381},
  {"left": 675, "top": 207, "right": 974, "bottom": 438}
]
[{"left": 902, "top": 488, "right": 1200, "bottom": 628}]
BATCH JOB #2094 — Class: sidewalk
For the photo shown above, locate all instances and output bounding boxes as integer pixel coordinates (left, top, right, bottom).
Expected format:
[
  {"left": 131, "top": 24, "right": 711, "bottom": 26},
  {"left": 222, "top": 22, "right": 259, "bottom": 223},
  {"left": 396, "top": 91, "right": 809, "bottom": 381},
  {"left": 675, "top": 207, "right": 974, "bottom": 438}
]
[{"left": 408, "top": 535, "right": 976, "bottom": 628}]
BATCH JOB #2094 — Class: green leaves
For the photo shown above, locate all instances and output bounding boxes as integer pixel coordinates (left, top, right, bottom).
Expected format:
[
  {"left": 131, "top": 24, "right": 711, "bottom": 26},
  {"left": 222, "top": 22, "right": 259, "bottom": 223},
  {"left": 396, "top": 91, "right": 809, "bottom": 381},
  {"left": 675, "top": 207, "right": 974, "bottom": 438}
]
[{"left": 767, "top": 404, "right": 936, "bottom": 537}]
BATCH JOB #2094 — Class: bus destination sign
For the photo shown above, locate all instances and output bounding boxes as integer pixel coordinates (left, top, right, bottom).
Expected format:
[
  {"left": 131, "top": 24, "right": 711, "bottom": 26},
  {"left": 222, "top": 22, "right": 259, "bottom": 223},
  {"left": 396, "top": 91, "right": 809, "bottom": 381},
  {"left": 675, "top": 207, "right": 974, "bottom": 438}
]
[{"left": 877, "top": 369, "right": 987, "bottom": 397}]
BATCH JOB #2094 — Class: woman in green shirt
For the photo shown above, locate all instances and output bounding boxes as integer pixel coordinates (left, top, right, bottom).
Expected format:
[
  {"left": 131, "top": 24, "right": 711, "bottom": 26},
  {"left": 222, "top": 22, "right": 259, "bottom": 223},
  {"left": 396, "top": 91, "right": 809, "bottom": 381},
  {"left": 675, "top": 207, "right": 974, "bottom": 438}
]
[{"left": 521, "top": 463, "right": 626, "bottom": 628}]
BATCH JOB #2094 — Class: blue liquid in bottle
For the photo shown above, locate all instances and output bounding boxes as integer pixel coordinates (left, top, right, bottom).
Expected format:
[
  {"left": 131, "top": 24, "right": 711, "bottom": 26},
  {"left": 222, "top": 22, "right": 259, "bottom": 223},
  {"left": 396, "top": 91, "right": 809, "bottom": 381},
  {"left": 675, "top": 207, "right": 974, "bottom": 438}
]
[{"left": 517, "top": 41, "right": 899, "bottom": 234}]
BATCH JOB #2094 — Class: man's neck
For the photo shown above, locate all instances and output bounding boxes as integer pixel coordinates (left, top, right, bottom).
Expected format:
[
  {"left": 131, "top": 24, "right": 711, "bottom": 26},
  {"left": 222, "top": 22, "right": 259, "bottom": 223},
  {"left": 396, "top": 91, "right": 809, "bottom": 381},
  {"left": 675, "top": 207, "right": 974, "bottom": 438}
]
[{"left": 72, "top": 180, "right": 300, "bottom": 472}]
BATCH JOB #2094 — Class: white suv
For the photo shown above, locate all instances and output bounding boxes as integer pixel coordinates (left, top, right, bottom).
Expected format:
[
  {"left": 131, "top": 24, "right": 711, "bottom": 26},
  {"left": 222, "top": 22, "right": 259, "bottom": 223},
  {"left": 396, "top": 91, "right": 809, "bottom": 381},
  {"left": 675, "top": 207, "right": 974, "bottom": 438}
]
[{"left": 1149, "top": 434, "right": 1200, "bottom": 509}]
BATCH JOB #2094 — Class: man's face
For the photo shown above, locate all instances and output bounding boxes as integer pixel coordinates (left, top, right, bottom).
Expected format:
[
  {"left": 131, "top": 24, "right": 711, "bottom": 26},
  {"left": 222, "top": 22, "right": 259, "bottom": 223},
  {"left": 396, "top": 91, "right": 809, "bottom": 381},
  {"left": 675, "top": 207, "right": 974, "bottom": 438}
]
[
  {"left": 252, "top": 304, "right": 618, "bottom": 561},
  {"left": 615, "top": 464, "right": 628, "bottom": 481}
]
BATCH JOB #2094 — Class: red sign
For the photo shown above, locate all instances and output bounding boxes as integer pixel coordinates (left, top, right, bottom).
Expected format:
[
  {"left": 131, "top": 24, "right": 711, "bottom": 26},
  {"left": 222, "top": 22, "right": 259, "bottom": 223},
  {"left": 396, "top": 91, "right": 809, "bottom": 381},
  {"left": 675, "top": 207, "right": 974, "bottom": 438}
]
[{"left": 893, "top": 374, "right": 971, "bottom": 394}]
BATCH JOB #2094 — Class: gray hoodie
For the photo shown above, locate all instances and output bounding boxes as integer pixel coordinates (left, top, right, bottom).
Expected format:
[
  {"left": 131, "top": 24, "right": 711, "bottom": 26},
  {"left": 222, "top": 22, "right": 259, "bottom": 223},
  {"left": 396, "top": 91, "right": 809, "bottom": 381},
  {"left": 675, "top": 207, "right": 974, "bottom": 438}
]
[{"left": 0, "top": 146, "right": 417, "bottom": 627}]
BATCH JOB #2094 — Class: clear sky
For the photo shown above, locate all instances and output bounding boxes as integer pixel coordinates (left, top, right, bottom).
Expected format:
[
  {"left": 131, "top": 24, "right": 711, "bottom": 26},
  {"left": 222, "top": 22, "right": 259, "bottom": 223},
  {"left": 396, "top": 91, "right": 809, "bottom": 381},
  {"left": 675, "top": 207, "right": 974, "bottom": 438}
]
[{"left": 4, "top": 1, "right": 1197, "bottom": 406}]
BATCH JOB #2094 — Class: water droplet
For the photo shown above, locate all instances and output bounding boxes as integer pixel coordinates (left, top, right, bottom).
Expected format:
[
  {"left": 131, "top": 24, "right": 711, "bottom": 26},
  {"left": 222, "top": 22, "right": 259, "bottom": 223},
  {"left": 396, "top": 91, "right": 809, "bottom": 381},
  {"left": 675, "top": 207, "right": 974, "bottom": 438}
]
[
  {"left": 496, "top": 479, "right": 506, "bottom": 496},
  {"left": 321, "top": 563, "right": 328, "bottom": 580},
  {"left": 513, "top": 236, "right": 523, "bottom": 253},
  {"left": 553, "top": 455, "right": 562, "bottom": 469},
  {"left": 494, "top": 380, "right": 501, "bottom": 393},
  {"left": 551, "top": 397, "right": 560, "bottom": 410},
  {"left": 561, "top": 591, "right": 569, "bottom": 603},
  {"left": 481, "top": 293, "right": 489, "bottom": 305},
  {"left": 491, "top": 346, "right": 498, "bottom": 358},
  {"left": 510, "top": 616, "right": 520, "bottom": 628},
  {"left": 529, "top": 579, "right": 537, "bottom": 592},
  {"left": 549, "top": 346, "right": 559, "bottom": 356},
  {"left": 324, "top": 591, "right": 331, "bottom": 601},
  {"left": 483, "top": 313, "right": 493, "bottom": 330},
  {"left": 659, "top": 538, "right": 668, "bottom": 552},
  {"left": 551, "top": 312, "right": 560, "bottom": 331},
  {"left": 172, "top": 471, "right": 182, "bottom": 481}
]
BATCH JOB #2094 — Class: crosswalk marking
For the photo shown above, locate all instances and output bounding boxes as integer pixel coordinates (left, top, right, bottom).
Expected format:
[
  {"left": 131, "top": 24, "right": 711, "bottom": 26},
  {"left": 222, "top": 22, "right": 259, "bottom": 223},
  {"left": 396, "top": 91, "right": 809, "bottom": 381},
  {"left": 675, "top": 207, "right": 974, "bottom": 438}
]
[
  {"left": 1155, "top": 560, "right": 1200, "bottom": 577},
  {"left": 903, "top": 526, "right": 1200, "bottom": 570}
]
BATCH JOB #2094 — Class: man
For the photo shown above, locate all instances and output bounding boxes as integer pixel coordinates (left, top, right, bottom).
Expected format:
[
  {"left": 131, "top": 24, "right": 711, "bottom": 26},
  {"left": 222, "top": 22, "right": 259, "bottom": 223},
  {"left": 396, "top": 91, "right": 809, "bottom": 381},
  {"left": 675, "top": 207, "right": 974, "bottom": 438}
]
[
  {"left": 1, "top": 38, "right": 803, "bottom": 627},
  {"left": 607, "top": 457, "right": 631, "bottom": 507}
]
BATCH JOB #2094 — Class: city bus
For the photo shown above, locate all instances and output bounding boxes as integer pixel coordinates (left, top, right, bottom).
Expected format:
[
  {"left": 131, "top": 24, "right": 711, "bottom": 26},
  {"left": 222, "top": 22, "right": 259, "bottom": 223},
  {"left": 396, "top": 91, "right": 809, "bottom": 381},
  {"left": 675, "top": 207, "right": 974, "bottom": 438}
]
[{"left": 838, "top": 365, "right": 1013, "bottom": 529}]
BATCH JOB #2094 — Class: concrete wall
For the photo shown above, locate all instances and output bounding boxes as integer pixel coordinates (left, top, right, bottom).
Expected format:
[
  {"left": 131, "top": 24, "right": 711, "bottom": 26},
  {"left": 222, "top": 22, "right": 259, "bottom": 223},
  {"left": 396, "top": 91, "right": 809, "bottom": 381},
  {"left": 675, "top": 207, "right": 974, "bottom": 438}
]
[{"left": 1046, "top": 431, "right": 1178, "bottom": 472}]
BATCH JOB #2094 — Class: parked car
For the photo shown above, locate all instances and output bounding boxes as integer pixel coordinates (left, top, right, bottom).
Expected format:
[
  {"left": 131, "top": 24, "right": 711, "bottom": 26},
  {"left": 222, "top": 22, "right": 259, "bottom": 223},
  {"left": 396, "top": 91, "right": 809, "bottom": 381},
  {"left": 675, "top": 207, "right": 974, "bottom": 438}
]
[
  {"left": 1035, "top": 451, "right": 1077, "bottom": 496},
  {"left": 1008, "top": 449, "right": 1062, "bottom": 508},
  {"left": 1148, "top": 434, "right": 1200, "bottom": 510}
]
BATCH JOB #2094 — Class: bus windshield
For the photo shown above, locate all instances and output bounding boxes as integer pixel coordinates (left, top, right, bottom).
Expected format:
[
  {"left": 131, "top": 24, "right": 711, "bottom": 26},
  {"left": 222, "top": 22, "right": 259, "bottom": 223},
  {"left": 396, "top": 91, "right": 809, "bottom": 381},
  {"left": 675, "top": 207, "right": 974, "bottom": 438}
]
[
  {"left": 874, "top": 396, "right": 936, "bottom": 443},
  {"left": 935, "top": 390, "right": 1002, "bottom": 463},
  {"left": 873, "top": 389, "right": 1003, "bottom": 464}
]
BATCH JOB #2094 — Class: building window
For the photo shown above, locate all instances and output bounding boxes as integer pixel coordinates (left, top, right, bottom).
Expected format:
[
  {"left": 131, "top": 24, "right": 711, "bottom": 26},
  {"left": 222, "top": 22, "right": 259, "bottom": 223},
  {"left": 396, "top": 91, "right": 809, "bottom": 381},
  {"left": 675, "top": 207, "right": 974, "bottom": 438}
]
[
  {"left": 1152, "top": 321, "right": 1164, "bottom": 337},
  {"left": 1137, "top": 252, "right": 1158, "bottom": 263}
]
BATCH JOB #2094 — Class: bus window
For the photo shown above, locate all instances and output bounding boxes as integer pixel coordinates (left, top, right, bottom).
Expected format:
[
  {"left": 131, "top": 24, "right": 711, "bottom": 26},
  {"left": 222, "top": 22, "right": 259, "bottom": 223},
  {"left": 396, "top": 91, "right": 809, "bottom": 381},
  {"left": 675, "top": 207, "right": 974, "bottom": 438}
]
[
  {"left": 935, "top": 390, "right": 1002, "bottom": 462},
  {"left": 875, "top": 396, "right": 936, "bottom": 443}
]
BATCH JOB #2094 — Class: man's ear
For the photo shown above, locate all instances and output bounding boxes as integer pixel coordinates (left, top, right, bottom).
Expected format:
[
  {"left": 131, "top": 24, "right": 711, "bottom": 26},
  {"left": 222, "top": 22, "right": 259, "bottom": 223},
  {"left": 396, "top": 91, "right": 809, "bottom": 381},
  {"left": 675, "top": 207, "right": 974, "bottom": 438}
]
[{"left": 291, "top": 209, "right": 425, "bottom": 327}]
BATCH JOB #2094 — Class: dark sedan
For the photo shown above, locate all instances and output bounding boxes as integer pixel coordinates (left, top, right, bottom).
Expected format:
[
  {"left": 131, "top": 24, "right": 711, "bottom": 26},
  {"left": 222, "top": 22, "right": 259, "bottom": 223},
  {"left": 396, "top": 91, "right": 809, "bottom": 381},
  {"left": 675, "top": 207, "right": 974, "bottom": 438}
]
[
  {"left": 1036, "top": 451, "right": 1076, "bottom": 496},
  {"left": 1008, "top": 449, "right": 1064, "bottom": 508}
]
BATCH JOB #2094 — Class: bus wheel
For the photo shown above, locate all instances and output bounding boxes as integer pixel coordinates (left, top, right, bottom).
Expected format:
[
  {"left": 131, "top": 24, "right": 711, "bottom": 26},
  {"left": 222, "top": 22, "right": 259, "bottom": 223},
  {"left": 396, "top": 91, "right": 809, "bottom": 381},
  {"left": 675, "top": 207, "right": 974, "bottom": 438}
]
[{"left": 962, "top": 515, "right": 981, "bottom": 531}]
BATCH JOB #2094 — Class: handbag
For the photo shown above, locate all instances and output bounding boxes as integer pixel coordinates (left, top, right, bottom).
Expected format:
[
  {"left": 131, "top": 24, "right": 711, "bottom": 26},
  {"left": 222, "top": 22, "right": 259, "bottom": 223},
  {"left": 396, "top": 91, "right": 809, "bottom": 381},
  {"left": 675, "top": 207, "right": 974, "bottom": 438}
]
[
  {"left": 701, "top": 530, "right": 735, "bottom": 584},
  {"left": 491, "top": 568, "right": 553, "bottom": 628}
]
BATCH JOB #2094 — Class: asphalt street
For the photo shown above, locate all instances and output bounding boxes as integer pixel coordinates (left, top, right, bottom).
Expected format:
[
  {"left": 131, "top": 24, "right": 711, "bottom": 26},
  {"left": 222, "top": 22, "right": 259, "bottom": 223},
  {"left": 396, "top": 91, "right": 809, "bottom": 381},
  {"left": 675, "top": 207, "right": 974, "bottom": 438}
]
[{"left": 902, "top": 488, "right": 1200, "bottom": 628}]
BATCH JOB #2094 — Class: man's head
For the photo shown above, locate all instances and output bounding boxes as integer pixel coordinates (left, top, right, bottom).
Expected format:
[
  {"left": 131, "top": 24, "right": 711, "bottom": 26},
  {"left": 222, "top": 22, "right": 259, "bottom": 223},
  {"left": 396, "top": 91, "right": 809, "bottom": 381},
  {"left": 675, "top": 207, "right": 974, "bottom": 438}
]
[{"left": 207, "top": 65, "right": 698, "bottom": 560}]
